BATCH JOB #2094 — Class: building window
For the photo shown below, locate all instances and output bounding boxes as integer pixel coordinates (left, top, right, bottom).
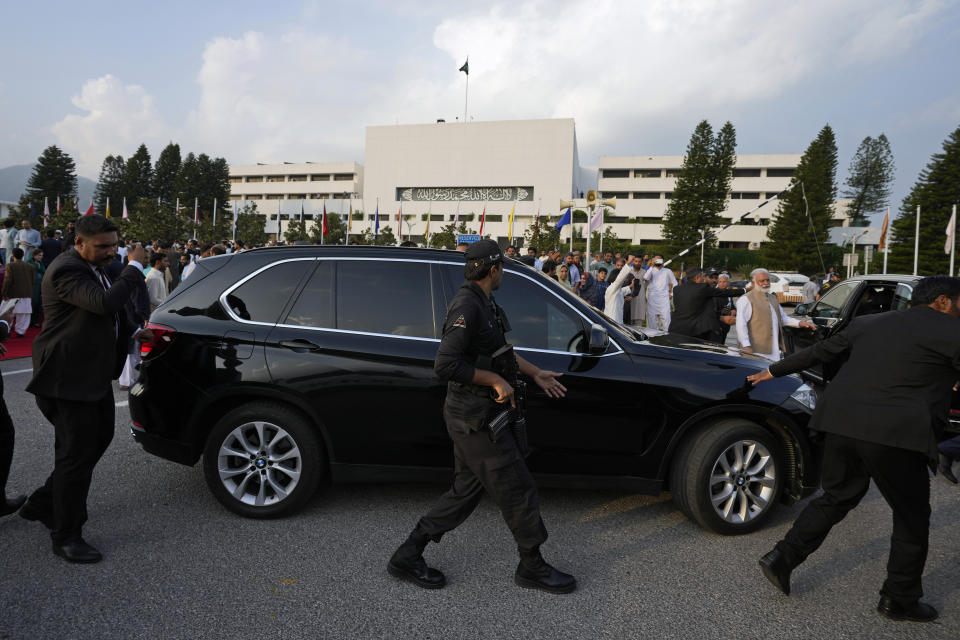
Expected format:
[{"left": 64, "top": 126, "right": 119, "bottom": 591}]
[
  {"left": 485, "top": 215, "right": 503, "bottom": 222},
  {"left": 246, "top": 176, "right": 264, "bottom": 183},
  {"left": 766, "top": 168, "right": 795, "bottom": 178},
  {"left": 310, "top": 174, "right": 331, "bottom": 181},
  {"left": 333, "top": 173, "right": 355, "bottom": 181},
  {"left": 633, "top": 192, "right": 661, "bottom": 199},
  {"left": 719, "top": 241, "right": 750, "bottom": 249},
  {"left": 228, "top": 194, "right": 243, "bottom": 201},
  {"left": 638, "top": 217, "right": 663, "bottom": 224},
  {"left": 634, "top": 169, "right": 662, "bottom": 178},
  {"left": 229, "top": 176, "right": 243, "bottom": 184},
  {"left": 265, "top": 194, "right": 283, "bottom": 200},
  {"left": 332, "top": 193, "right": 350, "bottom": 199},
  {"left": 601, "top": 169, "right": 630, "bottom": 179},
  {"left": 288, "top": 175, "right": 307, "bottom": 182},
  {"left": 314, "top": 194, "right": 330, "bottom": 199},
  {"left": 266, "top": 176, "right": 286, "bottom": 183},
  {"left": 664, "top": 192, "right": 673, "bottom": 199},
  {"left": 730, "top": 192, "right": 760, "bottom": 200},
  {"left": 665, "top": 169, "right": 681, "bottom": 178},
  {"left": 601, "top": 191, "right": 630, "bottom": 199},
  {"left": 732, "top": 168, "right": 761, "bottom": 178}
]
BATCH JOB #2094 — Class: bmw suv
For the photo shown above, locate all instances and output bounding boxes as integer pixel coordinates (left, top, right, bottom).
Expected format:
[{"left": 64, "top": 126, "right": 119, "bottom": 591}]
[{"left": 130, "top": 246, "right": 821, "bottom": 535}]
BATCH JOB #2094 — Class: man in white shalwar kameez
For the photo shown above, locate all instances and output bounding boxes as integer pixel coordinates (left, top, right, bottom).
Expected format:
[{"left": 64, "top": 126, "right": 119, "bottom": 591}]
[
  {"left": 603, "top": 265, "right": 634, "bottom": 324},
  {"left": 643, "top": 255, "right": 677, "bottom": 331}
]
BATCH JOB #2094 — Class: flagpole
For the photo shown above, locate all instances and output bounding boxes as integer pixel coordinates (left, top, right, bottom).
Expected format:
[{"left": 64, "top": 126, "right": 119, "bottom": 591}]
[
  {"left": 463, "top": 60, "right": 469, "bottom": 123},
  {"left": 213, "top": 197, "right": 218, "bottom": 229},
  {"left": 913, "top": 204, "right": 920, "bottom": 276}
]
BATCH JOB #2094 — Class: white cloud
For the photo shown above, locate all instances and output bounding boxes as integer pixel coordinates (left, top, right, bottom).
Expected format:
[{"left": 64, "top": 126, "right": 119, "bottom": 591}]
[
  {"left": 50, "top": 74, "right": 175, "bottom": 176},
  {"left": 47, "top": 0, "right": 948, "bottom": 175}
]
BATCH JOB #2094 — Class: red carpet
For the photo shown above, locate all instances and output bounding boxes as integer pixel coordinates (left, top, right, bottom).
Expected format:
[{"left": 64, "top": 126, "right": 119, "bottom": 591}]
[{"left": 1, "top": 326, "right": 42, "bottom": 360}]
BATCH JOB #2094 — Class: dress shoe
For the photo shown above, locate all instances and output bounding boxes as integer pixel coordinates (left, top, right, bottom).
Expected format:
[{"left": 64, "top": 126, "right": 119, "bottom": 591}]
[
  {"left": 387, "top": 533, "right": 446, "bottom": 589},
  {"left": 52, "top": 537, "right": 103, "bottom": 564},
  {"left": 759, "top": 549, "right": 793, "bottom": 595},
  {"left": 939, "top": 454, "right": 958, "bottom": 484},
  {"left": 515, "top": 551, "right": 576, "bottom": 594},
  {"left": 0, "top": 494, "right": 26, "bottom": 517},
  {"left": 19, "top": 499, "right": 54, "bottom": 529},
  {"left": 876, "top": 595, "right": 939, "bottom": 622}
]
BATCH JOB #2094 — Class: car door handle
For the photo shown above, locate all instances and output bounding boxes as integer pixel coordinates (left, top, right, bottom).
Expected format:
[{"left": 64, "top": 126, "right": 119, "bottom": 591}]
[{"left": 279, "top": 339, "right": 322, "bottom": 352}]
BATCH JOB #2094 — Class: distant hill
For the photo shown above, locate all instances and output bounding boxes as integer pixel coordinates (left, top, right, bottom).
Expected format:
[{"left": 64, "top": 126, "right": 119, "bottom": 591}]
[{"left": 0, "top": 164, "right": 97, "bottom": 208}]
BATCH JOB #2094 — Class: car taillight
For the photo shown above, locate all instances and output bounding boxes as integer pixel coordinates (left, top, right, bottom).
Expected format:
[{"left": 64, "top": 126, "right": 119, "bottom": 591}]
[{"left": 140, "top": 323, "right": 176, "bottom": 360}]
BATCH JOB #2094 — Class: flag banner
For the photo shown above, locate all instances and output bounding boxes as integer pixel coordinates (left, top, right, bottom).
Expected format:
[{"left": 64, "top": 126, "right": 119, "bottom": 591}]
[
  {"left": 213, "top": 198, "right": 218, "bottom": 226},
  {"left": 397, "top": 202, "right": 403, "bottom": 246},
  {"left": 555, "top": 207, "right": 572, "bottom": 230},
  {"left": 84, "top": 201, "right": 94, "bottom": 216},
  {"left": 878, "top": 210, "right": 889, "bottom": 250},
  {"left": 233, "top": 202, "right": 238, "bottom": 242},
  {"left": 56, "top": 195, "right": 61, "bottom": 213},
  {"left": 348, "top": 198, "right": 353, "bottom": 231},
  {"left": 194, "top": 198, "right": 199, "bottom": 225},
  {"left": 507, "top": 204, "right": 515, "bottom": 241},
  {"left": 590, "top": 207, "right": 603, "bottom": 232},
  {"left": 459, "top": 58, "right": 469, "bottom": 75},
  {"left": 945, "top": 207, "right": 956, "bottom": 255},
  {"left": 300, "top": 200, "right": 305, "bottom": 225},
  {"left": 323, "top": 203, "right": 329, "bottom": 237},
  {"left": 122, "top": 196, "right": 129, "bottom": 220},
  {"left": 43, "top": 197, "right": 50, "bottom": 225},
  {"left": 479, "top": 206, "right": 486, "bottom": 235},
  {"left": 105, "top": 197, "right": 111, "bottom": 218},
  {"left": 454, "top": 201, "right": 460, "bottom": 226},
  {"left": 374, "top": 201, "right": 380, "bottom": 238},
  {"left": 175, "top": 197, "right": 180, "bottom": 216}
]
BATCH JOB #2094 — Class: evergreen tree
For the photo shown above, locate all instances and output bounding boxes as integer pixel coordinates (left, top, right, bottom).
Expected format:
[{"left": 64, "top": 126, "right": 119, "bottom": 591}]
[
  {"left": 175, "top": 152, "right": 200, "bottom": 208},
  {"left": 19, "top": 146, "right": 79, "bottom": 220},
  {"left": 662, "top": 120, "right": 737, "bottom": 249},
  {"left": 888, "top": 125, "right": 960, "bottom": 275},
  {"left": 843, "top": 134, "right": 895, "bottom": 226},
  {"left": 358, "top": 225, "right": 398, "bottom": 246},
  {"left": 123, "top": 144, "right": 154, "bottom": 204},
  {"left": 94, "top": 155, "right": 126, "bottom": 217},
  {"left": 428, "top": 220, "right": 474, "bottom": 249},
  {"left": 760, "top": 125, "right": 838, "bottom": 274},
  {"left": 123, "top": 198, "right": 191, "bottom": 243},
  {"left": 234, "top": 202, "right": 269, "bottom": 246},
  {"left": 153, "top": 142, "right": 182, "bottom": 206},
  {"left": 284, "top": 218, "right": 311, "bottom": 243}
]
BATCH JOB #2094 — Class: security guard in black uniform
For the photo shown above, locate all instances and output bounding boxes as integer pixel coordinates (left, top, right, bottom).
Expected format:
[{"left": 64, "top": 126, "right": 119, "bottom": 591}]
[{"left": 387, "top": 239, "right": 576, "bottom": 594}]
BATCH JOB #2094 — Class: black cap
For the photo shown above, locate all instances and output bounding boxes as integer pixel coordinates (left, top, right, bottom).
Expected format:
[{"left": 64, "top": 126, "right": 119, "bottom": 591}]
[
  {"left": 706, "top": 267, "right": 719, "bottom": 276},
  {"left": 464, "top": 239, "right": 502, "bottom": 265}
]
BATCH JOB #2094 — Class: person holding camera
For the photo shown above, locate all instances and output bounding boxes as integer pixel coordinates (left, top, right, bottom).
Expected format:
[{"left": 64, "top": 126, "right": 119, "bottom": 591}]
[{"left": 387, "top": 239, "right": 575, "bottom": 594}]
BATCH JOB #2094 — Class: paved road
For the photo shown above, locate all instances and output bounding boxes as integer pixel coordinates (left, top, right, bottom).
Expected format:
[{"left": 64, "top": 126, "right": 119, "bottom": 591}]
[{"left": 1, "top": 356, "right": 959, "bottom": 640}]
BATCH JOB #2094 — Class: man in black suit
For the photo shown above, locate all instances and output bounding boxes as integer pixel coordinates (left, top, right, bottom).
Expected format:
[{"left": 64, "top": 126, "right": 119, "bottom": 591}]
[
  {"left": 0, "top": 306, "right": 25, "bottom": 516},
  {"left": 18, "top": 215, "right": 148, "bottom": 563},
  {"left": 670, "top": 267, "right": 745, "bottom": 342},
  {"left": 748, "top": 275, "right": 960, "bottom": 622},
  {"left": 40, "top": 229, "right": 62, "bottom": 268}
]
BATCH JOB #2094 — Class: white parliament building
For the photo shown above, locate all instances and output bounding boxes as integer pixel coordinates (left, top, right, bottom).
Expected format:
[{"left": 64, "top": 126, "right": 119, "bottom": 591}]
[{"left": 228, "top": 118, "right": 851, "bottom": 247}]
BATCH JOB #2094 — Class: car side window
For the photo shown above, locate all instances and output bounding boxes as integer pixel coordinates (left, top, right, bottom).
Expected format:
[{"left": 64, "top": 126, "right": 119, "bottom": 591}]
[
  {"left": 337, "top": 260, "right": 435, "bottom": 338},
  {"left": 892, "top": 283, "right": 913, "bottom": 310},
  {"left": 284, "top": 260, "right": 335, "bottom": 328},
  {"left": 812, "top": 281, "right": 858, "bottom": 319},
  {"left": 769, "top": 274, "right": 780, "bottom": 283},
  {"left": 495, "top": 271, "right": 586, "bottom": 352},
  {"left": 226, "top": 260, "right": 314, "bottom": 324}
]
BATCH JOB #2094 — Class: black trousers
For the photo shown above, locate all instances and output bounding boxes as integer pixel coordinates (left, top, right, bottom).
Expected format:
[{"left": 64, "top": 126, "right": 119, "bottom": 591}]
[
  {"left": 0, "top": 392, "right": 14, "bottom": 497},
  {"left": 417, "top": 415, "right": 548, "bottom": 553},
  {"left": 27, "top": 392, "right": 115, "bottom": 544},
  {"left": 775, "top": 433, "right": 930, "bottom": 604}
]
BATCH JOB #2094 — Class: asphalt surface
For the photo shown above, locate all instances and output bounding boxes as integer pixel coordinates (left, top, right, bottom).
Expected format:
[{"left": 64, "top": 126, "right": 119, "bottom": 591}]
[{"left": 1, "top": 355, "right": 959, "bottom": 640}]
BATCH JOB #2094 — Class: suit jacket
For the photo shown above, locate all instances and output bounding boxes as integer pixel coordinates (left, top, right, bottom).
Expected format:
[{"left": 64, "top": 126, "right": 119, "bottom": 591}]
[
  {"left": 670, "top": 282, "right": 744, "bottom": 337},
  {"left": 2, "top": 261, "right": 35, "bottom": 299},
  {"left": 26, "top": 249, "right": 145, "bottom": 401},
  {"left": 770, "top": 305, "right": 960, "bottom": 459},
  {"left": 40, "top": 237, "right": 62, "bottom": 267}
]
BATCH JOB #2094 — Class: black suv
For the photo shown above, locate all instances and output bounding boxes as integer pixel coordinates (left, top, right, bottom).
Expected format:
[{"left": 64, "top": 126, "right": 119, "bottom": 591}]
[{"left": 130, "top": 246, "right": 821, "bottom": 535}]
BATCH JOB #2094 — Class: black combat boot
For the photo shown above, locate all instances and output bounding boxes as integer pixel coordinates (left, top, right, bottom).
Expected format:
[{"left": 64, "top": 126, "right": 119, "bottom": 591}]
[
  {"left": 387, "top": 529, "right": 446, "bottom": 589},
  {"left": 515, "top": 548, "right": 576, "bottom": 594}
]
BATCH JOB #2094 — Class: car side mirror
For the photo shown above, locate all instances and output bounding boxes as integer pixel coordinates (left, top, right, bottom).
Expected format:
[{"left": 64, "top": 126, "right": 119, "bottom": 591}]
[
  {"left": 588, "top": 323, "right": 609, "bottom": 354},
  {"left": 795, "top": 304, "right": 807, "bottom": 316}
]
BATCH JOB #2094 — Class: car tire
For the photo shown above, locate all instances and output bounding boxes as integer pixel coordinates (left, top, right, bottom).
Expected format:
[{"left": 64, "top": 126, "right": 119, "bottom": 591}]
[
  {"left": 670, "top": 418, "right": 784, "bottom": 535},
  {"left": 202, "top": 402, "right": 324, "bottom": 518}
]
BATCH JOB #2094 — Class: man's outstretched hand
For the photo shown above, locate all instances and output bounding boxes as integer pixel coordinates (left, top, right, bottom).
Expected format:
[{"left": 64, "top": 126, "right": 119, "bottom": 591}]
[
  {"left": 746, "top": 369, "right": 773, "bottom": 386},
  {"left": 534, "top": 370, "right": 566, "bottom": 398}
]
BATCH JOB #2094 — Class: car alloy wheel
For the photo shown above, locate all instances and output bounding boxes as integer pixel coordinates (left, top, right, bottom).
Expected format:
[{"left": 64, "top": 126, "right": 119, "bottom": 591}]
[
  {"left": 708, "top": 439, "right": 776, "bottom": 525},
  {"left": 217, "top": 421, "right": 302, "bottom": 507}
]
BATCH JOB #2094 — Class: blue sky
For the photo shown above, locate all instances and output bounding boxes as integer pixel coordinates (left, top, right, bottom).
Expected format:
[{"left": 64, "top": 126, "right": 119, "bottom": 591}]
[{"left": 1, "top": 0, "right": 958, "bottom": 223}]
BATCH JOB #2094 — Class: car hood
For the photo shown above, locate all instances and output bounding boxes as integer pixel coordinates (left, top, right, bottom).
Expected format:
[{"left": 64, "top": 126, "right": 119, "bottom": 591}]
[{"left": 635, "top": 329, "right": 771, "bottom": 363}]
